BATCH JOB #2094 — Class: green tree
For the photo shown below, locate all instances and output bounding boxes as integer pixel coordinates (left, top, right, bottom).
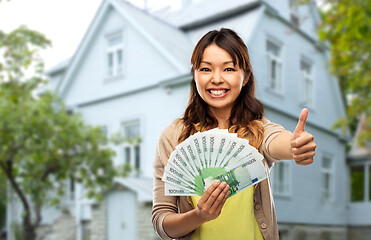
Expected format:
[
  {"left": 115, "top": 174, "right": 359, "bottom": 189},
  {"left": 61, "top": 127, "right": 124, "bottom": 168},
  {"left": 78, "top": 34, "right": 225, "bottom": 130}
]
[
  {"left": 0, "top": 174, "right": 6, "bottom": 229},
  {"left": 318, "top": 0, "right": 371, "bottom": 143},
  {"left": 0, "top": 26, "right": 118, "bottom": 240}
]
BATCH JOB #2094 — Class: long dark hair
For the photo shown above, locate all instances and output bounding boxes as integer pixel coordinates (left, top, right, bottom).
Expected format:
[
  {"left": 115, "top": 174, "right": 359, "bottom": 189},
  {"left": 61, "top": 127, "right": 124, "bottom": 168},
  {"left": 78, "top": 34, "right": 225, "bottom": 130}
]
[{"left": 178, "top": 28, "right": 264, "bottom": 149}]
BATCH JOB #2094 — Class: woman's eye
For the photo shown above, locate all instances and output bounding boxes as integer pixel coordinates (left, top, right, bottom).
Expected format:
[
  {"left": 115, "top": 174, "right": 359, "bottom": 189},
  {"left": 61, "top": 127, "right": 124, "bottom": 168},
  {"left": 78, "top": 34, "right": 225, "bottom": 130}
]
[
  {"left": 225, "top": 68, "right": 235, "bottom": 72},
  {"left": 200, "top": 68, "right": 211, "bottom": 72}
]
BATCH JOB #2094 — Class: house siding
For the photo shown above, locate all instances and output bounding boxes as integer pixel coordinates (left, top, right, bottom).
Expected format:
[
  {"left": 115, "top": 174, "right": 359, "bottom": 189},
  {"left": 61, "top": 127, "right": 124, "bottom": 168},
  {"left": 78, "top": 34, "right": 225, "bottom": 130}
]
[
  {"left": 250, "top": 10, "right": 344, "bottom": 130},
  {"left": 77, "top": 81, "right": 190, "bottom": 176}
]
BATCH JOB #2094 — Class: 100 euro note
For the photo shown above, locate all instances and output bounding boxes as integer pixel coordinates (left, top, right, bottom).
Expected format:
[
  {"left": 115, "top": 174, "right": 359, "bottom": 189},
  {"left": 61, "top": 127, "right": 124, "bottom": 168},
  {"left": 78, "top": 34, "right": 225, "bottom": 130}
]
[
  {"left": 163, "top": 129, "right": 268, "bottom": 198},
  {"left": 163, "top": 146, "right": 204, "bottom": 195},
  {"left": 203, "top": 150, "right": 267, "bottom": 198}
]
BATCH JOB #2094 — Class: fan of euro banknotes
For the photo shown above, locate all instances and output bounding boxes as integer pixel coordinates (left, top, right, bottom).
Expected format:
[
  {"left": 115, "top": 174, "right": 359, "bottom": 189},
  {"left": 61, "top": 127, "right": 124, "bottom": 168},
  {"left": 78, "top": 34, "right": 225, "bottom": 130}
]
[{"left": 162, "top": 128, "right": 268, "bottom": 198}]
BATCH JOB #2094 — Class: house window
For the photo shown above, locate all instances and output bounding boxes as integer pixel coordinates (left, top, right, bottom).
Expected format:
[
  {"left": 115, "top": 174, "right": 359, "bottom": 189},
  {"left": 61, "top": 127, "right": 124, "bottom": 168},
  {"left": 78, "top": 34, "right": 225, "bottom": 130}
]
[
  {"left": 278, "top": 230, "right": 289, "bottom": 240},
  {"left": 122, "top": 121, "right": 141, "bottom": 171},
  {"left": 300, "top": 59, "right": 314, "bottom": 106},
  {"left": 350, "top": 165, "right": 365, "bottom": 202},
  {"left": 106, "top": 32, "right": 124, "bottom": 78},
  {"left": 100, "top": 125, "right": 108, "bottom": 137},
  {"left": 296, "top": 230, "right": 307, "bottom": 240},
  {"left": 65, "top": 177, "right": 75, "bottom": 202},
  {"left": 266, "top": 39, "right": 282, "bottom": 92},
  {"left": 320, "top": 231, "right": 332, "bottom": 240},
  {"left": 271, "top": 161, "right": 290, "bottom": 196},
  {"left": 321, "top": 156, "right": 334, "bottom": 202},
  {"left": 70, "top": 177, "right": 75, "bottom": 201}
]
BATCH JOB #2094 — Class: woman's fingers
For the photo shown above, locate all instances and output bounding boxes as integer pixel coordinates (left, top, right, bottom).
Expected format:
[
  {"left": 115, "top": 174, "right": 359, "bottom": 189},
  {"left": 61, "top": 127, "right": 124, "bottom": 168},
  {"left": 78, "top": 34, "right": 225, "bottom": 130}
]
[
  {"left": 291, "top": 133, "right": 314, "bottom": 148},
  {"left": 213, "top": 185, "right": 230, "bottom": 215},
  {"left": 196, "top": 180, "right": 230, "bottom": 221},
  {"left": 291, "top": 141, "right": 317, "bottom": 155},
  {"left": 204, "top": 182, "right": 226, "bottom": 206},
  {"left": 207, "top": 182, "right": 229, "bottom": 214},
  {"left": 198, "top": 180, "right": 221, "bottom": 206},
  {"left": 290, "top": 130, "right": 316, "bottom": 166},
  {"left": 293, "top": 151, "right": 316, "bottom": 162}
]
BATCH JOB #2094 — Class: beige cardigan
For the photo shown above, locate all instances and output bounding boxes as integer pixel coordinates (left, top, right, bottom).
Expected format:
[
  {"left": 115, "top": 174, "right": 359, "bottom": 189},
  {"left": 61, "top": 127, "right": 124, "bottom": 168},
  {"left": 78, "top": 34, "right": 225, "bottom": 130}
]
[{"left": 152, "top": 118, "right": 285, "bottom": 240}]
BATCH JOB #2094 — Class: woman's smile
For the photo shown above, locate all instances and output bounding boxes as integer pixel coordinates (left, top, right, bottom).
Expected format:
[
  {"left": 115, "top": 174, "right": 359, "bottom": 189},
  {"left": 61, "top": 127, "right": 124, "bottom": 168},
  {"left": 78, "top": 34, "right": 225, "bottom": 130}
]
[{"left": 207, "top": 88, "right": 230, "bottom": 98}]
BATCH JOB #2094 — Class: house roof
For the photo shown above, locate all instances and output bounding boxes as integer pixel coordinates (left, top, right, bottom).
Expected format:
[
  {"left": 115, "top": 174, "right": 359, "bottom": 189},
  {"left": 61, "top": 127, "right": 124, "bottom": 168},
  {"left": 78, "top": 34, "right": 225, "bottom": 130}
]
[
  {"left": 44, "top": 58, "right": 70, "bottom": 76},
  {"left": 48, "top": 0, "right": 264, "bottom": 78},
  {"left": 155, "top": 0, "right": 261, "bottom": 29},
  {"left": 114, "top": 176, "right": 153, "bottom": 202},
  {"left": 55, "top": 0, "right": 193, "bottom": 97},
  {"left": 114, "top": 0, "right": 193, "bottom": 69},
  {"left": 348, "top": 113, "right": 371, "bottom": 159}
]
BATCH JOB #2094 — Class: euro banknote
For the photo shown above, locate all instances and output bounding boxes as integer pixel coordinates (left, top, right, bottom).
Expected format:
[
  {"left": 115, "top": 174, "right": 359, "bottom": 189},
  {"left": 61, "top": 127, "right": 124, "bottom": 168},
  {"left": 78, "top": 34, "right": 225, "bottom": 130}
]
[{"left": 162, "top": 128, "right": 267, "bottom": 198}]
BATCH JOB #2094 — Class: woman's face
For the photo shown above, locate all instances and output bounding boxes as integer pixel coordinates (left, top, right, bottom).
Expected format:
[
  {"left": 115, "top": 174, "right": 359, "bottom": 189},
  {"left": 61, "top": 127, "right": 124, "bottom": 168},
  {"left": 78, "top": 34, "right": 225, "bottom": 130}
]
[{"left": 194, "top": 43, "right": 247, "bottom": 117}]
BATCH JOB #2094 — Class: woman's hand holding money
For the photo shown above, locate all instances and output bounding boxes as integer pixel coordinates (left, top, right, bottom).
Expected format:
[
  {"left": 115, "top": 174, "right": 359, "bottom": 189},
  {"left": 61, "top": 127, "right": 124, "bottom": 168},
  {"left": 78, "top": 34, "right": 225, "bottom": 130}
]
[
  {"left": 162, "top": 180, "right": 230, "bottom": 238},
  {"left": 196, "top": 180, "right": 230, "bottom": 222}
]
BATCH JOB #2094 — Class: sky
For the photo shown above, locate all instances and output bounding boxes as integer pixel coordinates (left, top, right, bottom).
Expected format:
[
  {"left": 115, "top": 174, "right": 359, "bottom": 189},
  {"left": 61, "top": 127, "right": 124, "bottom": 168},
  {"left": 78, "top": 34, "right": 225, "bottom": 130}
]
[{"left": 0, "top": 0, "right": 179, "bottom": 71}]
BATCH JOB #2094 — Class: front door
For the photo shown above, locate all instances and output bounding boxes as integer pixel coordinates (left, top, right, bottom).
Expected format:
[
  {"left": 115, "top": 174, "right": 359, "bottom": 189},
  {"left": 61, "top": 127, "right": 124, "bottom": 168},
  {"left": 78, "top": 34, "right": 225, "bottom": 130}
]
[{"left": 107, "top": 190, "right": 137, "bottom": 240}]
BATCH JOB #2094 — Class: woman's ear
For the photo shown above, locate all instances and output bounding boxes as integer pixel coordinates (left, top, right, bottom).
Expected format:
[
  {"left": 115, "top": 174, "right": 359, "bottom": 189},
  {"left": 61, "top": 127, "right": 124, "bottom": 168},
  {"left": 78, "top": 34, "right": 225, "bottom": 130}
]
[{"left": 242, "top": 72, "right": 250, "bottom": 86}]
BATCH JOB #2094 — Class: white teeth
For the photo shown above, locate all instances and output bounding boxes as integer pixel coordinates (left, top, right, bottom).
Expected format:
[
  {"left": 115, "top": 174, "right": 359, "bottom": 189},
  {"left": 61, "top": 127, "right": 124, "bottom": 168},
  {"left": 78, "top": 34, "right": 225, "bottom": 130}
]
[{"left": 210, "top": 90, "right": 227, "bottom": 96}]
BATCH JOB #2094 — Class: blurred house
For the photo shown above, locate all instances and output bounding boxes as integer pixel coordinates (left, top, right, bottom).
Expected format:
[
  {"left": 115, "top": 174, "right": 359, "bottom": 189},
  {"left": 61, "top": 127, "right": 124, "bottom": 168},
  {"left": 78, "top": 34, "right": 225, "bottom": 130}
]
[
  {"left": 6, "top": 0, "right": 359, "bottom": 239},
  {"left": 347, "top": 113, "right": 371, "bottom": 239}
]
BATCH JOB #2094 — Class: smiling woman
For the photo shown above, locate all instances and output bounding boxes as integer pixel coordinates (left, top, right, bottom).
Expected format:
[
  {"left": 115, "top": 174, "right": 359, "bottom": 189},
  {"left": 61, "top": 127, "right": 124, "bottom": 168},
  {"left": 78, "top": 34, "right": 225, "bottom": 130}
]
[
  {"left": 152, "top": 28, "right": 316, "bottom": 240},
  {"left": 181, "top": 28, "right": 264, "bottom": 147}
]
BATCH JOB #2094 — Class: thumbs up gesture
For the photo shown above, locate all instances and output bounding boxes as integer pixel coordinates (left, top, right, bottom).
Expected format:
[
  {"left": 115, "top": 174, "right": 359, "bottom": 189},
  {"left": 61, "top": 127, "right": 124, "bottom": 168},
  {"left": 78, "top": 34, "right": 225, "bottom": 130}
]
[{"left": 290, "top": 108, "right": 317, "bottom": 165}]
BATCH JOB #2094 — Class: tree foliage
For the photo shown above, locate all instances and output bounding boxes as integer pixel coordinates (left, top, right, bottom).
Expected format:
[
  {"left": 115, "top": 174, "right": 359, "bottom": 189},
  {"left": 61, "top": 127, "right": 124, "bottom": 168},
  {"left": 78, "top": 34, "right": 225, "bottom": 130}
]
[
  {"left": 318, "top": 0, "right": 371, "bottom": 144},
  {"left": 0, "top": 26, "right": 118, "bottom": 240},
  {"left": 0, "top": 174, "right": 6, "bottom": 229}
]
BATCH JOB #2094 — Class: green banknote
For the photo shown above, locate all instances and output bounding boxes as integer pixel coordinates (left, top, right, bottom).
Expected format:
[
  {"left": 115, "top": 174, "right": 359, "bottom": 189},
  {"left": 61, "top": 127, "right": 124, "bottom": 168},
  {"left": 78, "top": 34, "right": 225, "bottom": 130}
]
[{"left": 163, "top": 128, "right": 267, "bottom": 198}]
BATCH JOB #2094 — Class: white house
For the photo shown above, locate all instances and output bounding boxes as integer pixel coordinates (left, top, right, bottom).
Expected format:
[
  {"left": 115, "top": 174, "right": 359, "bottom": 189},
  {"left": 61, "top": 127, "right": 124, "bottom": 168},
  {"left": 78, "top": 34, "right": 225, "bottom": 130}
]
[
  {"left": 347, "top": 113, "right": 371, "bottom": 238},
  {"left": 7, "top": 0, "right": 360, "bottom": 239}
]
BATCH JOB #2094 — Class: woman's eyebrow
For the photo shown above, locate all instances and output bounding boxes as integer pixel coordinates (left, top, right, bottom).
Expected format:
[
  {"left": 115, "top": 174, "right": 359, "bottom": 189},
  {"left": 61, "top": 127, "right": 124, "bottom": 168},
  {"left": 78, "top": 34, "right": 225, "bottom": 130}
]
[{"left": 200, "top": 61, "right": 234, "bottom": 65}]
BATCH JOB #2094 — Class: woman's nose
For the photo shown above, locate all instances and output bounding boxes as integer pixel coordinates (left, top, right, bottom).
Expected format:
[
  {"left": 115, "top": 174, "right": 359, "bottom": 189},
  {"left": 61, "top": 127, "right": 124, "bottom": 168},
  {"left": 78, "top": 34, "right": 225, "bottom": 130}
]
[{"left": 211, "top": 72, "right": 224, "bottom": 84}]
